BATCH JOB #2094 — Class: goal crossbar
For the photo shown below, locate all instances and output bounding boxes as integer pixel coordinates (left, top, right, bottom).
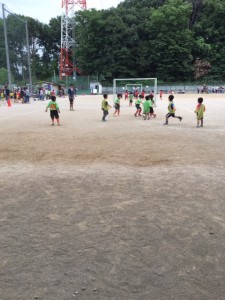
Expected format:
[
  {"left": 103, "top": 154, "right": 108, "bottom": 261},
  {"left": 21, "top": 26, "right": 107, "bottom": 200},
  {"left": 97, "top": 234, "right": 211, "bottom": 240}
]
[{"left": 113, "top": 78, "right": 157, "bottom": 101}]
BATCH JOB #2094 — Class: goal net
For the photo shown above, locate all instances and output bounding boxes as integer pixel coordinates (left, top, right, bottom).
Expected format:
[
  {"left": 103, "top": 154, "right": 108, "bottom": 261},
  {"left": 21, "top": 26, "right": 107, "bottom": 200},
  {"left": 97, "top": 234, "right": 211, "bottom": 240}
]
[
  {"left": 113, "top": 78, "right": 158, "bottom": 103},
  {"left": 125, "top": 83, "right": 143, "bottom": 92}
]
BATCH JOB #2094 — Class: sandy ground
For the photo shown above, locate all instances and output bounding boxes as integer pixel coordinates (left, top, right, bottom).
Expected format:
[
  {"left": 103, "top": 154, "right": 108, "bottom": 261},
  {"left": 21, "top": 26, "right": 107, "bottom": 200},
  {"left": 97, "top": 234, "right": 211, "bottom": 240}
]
[{"left": 0, "top": 94, "right": 225, "bottom": 300}]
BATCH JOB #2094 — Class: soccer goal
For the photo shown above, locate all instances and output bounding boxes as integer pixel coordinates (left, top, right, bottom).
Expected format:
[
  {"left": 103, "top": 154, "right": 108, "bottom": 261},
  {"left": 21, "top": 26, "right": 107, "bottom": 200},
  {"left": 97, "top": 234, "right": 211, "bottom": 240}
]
[{"left": 113, "top": 78, "right": 158, "bottom": 103}]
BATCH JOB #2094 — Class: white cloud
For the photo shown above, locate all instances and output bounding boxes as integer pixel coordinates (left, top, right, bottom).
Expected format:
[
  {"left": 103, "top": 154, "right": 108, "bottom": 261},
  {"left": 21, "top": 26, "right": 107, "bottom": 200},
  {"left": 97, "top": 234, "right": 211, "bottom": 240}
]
[{"left": 1, "top": 0, "right": 123, "bottom": 24}]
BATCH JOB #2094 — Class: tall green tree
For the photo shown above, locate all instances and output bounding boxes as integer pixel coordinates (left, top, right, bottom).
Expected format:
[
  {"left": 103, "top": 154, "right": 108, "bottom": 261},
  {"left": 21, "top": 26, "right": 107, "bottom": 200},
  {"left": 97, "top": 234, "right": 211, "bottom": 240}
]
[
  {"left": 1, "top": 0, "right": 225, "bottom": 83},
  {"left": 192, "top": 0, "right": 225, "bottom": 80},
  {"left": 146, "top": 0, "right": 194, "bottom": 81}
]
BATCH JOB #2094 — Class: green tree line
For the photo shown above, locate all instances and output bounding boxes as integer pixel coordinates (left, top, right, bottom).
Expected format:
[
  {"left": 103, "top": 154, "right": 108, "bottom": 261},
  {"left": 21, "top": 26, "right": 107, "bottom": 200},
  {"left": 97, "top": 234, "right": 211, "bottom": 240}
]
[{"left": 0, "top": 0, "right": 225, "bottom": 84}]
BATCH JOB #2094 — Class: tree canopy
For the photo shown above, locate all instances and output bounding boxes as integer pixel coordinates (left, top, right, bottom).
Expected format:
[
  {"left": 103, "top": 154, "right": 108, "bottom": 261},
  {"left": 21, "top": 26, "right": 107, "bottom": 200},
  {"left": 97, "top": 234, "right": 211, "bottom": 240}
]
[{"left": 1, "top": 0, "right": 225, "bottom": 85}]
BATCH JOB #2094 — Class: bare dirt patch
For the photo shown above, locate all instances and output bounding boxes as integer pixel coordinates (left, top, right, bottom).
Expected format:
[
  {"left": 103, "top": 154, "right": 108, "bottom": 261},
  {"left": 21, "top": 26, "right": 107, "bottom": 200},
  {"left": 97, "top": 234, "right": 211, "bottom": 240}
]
[{"left": 0, "top": 94, "right": 225, "bottom": 299}]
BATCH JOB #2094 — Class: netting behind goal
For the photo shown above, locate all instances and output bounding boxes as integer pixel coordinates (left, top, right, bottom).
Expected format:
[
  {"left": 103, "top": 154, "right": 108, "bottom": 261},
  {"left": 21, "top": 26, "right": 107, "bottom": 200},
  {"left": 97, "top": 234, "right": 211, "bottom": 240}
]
[
  {"left": 0, "top": 5, "right": 30, "bottom": 89},
  {"left": 125, "top": 83, "right": 143, "bottom": 92},
  {"left": 113, "top": 78, "right": 158, "bottom": 101}
]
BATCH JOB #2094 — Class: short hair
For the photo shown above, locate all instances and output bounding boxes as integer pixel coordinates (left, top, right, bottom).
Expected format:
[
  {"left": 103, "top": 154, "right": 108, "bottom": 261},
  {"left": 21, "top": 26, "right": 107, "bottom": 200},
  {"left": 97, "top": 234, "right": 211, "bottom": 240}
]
[
  {"left": 51, "top": 95, "right": 56, "bottom": 101},
  {"left": 145, "top": 95, "right": 150, "bottom": 100},
  {"left": 139, "top": 94, "right": 143, "bottom": 98},
  {"left": 168, "top": 95, "right": 174, "bottom": 101},
  {"left": 103, "top": 93, "right": 108, "bottom": 99},
  {"left": 117, "top": 93, "right": 122, "bottom": 98},
  {"left": 198, "top": 97, "right": 203, "bottom": 103}
]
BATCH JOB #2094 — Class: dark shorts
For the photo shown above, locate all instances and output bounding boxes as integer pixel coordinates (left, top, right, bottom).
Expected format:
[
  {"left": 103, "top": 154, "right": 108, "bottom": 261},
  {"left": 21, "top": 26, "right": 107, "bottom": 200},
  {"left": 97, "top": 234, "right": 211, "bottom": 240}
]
[
  {"left": 166, "top": 113, "right": 175, "bottom": 118},
  {"left": 69, "top": 97, "right": 74, "bottom": 103},
  {"left": 50, "top": 110, "right": 59, "bottom": 119},
  {"left": 103, "top": 110, "right": 109, "bottom": 117},
  {"left": 115, "top": 103, "right": 120, "bottom": 109},
  {"left": 135, "top": 104, "right": 141, "bottom": 110},
  {"left": 150, "top": 107, "right": 154, "bottom": 114}
]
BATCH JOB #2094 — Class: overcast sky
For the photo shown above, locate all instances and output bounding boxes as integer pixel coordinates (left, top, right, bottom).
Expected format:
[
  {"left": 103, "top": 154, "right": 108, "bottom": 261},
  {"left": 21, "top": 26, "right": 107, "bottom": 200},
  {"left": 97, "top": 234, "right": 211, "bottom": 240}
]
[{"left": 2, "top": 0, "right": 123, "bottom": 23}]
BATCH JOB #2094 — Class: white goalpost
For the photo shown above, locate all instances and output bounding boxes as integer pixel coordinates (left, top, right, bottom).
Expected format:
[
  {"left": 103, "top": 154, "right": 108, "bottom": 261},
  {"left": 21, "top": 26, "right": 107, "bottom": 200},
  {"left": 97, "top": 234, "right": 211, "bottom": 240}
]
[{"left": 113, "top": 78, "right": 158, "bottom": 104}]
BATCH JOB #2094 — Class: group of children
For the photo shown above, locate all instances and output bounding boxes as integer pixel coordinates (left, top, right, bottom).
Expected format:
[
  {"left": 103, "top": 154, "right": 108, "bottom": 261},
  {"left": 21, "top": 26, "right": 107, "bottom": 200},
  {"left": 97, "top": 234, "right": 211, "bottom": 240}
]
[
  {"left": 101, "top": 93, "right": 206, "bottom": 127},
  {"left": 134, "top": 94, "right": 157, "bottom": 120},
  {"left": 44, "top": 93, "right": 206, "bottom": 128},
  {"left": 164, "top": 94, "right": 205, "bottom": 127}
]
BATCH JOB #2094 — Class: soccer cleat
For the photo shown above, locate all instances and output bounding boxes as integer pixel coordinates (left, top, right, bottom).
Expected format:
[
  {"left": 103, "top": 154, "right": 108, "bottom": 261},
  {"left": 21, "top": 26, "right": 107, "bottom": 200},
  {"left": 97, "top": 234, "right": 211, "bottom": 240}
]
[
  {"left": 52, "top": 123, "right": 54, "bottom": 126},
  {"left": 163, "top": 122, "right": 168, "bottom": 125},
  {"left": 179, "top": 117, "right": 183, "bottom": 121}
]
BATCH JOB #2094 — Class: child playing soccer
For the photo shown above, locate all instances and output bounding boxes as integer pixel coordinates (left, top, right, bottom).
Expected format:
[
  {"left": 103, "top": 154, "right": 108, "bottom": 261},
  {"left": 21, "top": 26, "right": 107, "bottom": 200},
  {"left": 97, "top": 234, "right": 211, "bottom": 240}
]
[
  {"left": 164, "top": 95, "right": 182, "bottom": 125},
  {"left": 159, "top": 90, "right": 163, "bottom": 100},
  {"left": 195, "top": 97, "right": 205, "bottom": 127},
  {"left": 113, "top": 93, "right": 122, "bottom": 116},
  {"left": 68, "top": 84, "right": 76, "bottom": 111},
  {"left": 142, "top": 95, "right": 151, "bottom": 120},
  {"left": 129, "top": 92, "right": 134, "bottom": 106},
  {"left": 101, "top": 94, "right": 111, "bottom": 122},
  {"left": 134, "top": 94, "right": 143, "bottom": 117},
  {"left": 125, "top": 90, "right": 129, "bottom": 101},
  {"left": 149, "top": 94, "right": 156, "bottom": 118},
  {"left": 46, "top": 95, "right": 60, "bottom": 126}
]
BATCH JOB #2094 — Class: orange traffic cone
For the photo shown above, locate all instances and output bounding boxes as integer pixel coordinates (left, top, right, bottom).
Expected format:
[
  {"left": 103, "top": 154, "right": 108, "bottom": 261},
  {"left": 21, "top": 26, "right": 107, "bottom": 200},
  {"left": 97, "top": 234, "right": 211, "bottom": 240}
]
[{"left": 7, "top": 98, "right": 12, "bottom": 107}]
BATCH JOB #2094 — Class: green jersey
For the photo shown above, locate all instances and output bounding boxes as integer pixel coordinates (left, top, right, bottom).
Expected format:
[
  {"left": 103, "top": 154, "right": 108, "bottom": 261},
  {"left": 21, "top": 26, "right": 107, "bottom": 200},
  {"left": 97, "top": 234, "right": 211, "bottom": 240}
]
[
  {"left": 102, "top": 99, "right": 110, "bottom": 111},
  {"left": 143, "top": 100, "right": 150, "bottom": 113},
  {"left": 114, "top": 98, "right": 120, "bottom": 104},
  {"left": 148, "top": 100, "right": 153, "bottom": 108},
  {"left": 135, "top": 98, "right": 142, "bottom": 105},
  {"left": 46, "top": 101, "right": 59, "bottom": 110},
  {"left": 168, "top": 101, "right": 175, "bottom": 113},
  {"left": 129, "top": 94, "right": 133, "bottom": 101},
  {"left": 195, "top": 104, "right": 205, "bottom": 119}
]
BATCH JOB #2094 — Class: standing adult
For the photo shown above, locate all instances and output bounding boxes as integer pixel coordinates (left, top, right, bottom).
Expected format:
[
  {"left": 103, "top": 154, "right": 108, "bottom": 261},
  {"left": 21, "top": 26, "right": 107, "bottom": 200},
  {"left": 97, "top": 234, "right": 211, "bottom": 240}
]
[
  {"left": 39, "top": 89, "right": 44, "bottom": 101},
  {"left": 20, "top": 88, "right": 25, "bottom": 103},
  {"left": 25, "top": 88, "right": 30, "bottom": 103},
  {"left": 5, "top": 86, "right": 10, "bottom": 101},
  {"left": 68, "top": 84, "right": 76, "bottom": 111}
]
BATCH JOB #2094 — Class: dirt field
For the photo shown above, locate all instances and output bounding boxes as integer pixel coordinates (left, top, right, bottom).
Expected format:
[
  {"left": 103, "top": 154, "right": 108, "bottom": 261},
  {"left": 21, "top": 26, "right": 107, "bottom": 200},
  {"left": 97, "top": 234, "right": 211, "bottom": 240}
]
[{"left": 0, "top": 94, "right": 225, "bottom": 300}]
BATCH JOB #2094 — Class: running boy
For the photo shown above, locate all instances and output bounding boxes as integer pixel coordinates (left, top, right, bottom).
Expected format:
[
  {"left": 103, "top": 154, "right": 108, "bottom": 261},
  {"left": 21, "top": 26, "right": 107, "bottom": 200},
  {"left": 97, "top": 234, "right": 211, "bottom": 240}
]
[
  {"left": 142, "top": 95, "right": 151, "bottom": 120},
  {"left": 101, "top": 94, "right": 111, "bottom": 122},
  {"left": 164, "top": 95, "right": 182, "bottom": 125},
  {"left": 113, "top": 93, "right": 122, "bottom": 116},
  {"left": 134, "top": 94, "right": 143, "bottom": 117},
  {"left": 195, "top": 97, "right": 205, "bottom": 127},
  {"left": 129, "top": 92, "right": 134, "bottom": 106},
  {"left": 149, "top": 94, "right": 156, "bottom": 118},
  {"left": 46, "top": 95, "right": 60, "bottom": 126}
]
